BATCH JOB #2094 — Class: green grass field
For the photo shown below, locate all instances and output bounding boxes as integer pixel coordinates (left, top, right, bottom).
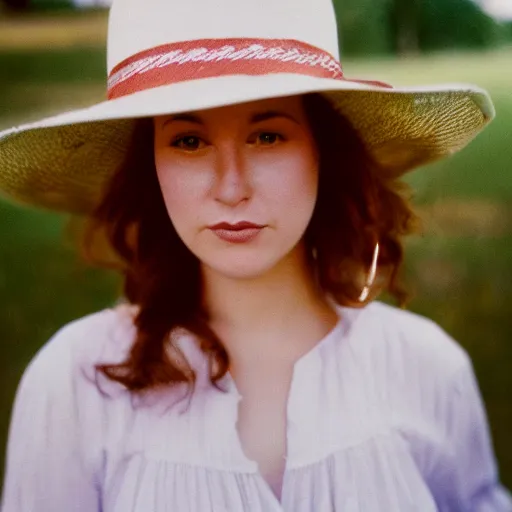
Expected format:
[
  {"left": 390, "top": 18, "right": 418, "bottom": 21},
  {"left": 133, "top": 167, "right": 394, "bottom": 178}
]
[{"left": 0, "top": 20, "right": 511, "bottom": 491}]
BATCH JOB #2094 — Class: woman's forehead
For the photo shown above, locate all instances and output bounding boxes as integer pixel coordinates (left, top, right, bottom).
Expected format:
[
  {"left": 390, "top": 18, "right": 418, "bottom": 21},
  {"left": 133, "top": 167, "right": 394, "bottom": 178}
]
[{"left": 156, "top": 95, "right": 307, "bottom": 126}]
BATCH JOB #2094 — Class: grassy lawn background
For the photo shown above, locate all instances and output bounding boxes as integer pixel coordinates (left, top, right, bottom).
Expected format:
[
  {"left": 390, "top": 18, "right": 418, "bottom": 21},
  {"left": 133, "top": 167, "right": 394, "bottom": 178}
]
[{"left": 0, "top": 12, "right": 511, "bottom": 491}]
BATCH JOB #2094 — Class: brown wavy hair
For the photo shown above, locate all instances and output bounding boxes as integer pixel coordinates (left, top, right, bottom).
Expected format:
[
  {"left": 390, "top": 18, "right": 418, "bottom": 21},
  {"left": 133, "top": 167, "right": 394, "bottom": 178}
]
[{"left": 83, "top": 93, "right": 419, "bottom": 394}]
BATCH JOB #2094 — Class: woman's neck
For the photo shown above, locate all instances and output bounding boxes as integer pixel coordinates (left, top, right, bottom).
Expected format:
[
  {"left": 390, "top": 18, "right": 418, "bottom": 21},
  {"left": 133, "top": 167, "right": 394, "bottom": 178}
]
[{"left": 201, "top": 246, "right": 338, "bottom": 362}]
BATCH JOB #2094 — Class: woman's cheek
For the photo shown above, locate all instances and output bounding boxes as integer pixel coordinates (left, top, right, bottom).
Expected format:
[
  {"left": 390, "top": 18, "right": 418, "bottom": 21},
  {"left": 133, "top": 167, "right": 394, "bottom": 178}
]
[
  {"left": 157, "top": 160, "right": 208, "bottom": 204},
  {"left": 155, "top": 167, "right": 197, "bottom": 233},
  {"left": 260, "top": 151, "right": 318, "bottom": 204}
]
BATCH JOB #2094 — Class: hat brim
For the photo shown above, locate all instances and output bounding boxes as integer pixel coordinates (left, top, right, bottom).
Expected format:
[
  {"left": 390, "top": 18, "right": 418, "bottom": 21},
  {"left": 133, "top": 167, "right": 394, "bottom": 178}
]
[{"left": 0, "top": 73, "right": 494, "bottom": 214}]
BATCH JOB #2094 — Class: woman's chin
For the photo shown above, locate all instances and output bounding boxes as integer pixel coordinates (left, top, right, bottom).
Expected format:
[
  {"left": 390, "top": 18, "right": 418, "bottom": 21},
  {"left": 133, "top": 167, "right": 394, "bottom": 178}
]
[{"left": 202, "top": 255, "right": 283, "bottom": 281}]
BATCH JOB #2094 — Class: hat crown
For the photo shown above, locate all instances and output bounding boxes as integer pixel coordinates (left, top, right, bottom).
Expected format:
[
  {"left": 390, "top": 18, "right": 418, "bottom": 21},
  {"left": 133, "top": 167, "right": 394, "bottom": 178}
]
[{"left": 107, "top": 0, "right": 340, "bottom": 73}]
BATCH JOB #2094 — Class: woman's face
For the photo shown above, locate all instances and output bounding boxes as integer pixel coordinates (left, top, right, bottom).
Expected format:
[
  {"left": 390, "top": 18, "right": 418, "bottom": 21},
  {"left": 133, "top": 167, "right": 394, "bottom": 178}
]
[{"left": 153, "top": 95, "right": 319, "bottom": 279}]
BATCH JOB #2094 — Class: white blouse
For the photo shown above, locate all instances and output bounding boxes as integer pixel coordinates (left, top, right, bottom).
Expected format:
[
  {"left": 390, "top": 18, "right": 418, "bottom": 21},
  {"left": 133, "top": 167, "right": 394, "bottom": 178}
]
[{"left": 2, "top": 301, "right": 511, "bottom": 512}]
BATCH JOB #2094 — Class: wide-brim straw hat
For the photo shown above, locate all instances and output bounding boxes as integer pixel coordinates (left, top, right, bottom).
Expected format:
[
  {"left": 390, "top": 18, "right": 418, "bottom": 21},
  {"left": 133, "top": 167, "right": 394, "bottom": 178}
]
[{"left": 0, "top": 0, "right": 495, "bottom": 214}]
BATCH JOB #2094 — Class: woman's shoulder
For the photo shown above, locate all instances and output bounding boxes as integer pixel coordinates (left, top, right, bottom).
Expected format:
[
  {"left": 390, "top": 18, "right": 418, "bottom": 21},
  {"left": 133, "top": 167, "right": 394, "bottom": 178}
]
[
  {"left": 345, "top": 301, "right": 471, "bottom": 377},
  {"left": 22, "top": 304, "right": 138, "bottom": 390}
]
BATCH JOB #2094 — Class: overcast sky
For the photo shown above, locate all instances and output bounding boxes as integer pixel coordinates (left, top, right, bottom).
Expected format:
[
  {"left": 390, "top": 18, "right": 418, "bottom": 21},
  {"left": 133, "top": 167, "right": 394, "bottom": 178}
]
[{"left": 478, "top": 0, "right": 512, "bottom": 20}]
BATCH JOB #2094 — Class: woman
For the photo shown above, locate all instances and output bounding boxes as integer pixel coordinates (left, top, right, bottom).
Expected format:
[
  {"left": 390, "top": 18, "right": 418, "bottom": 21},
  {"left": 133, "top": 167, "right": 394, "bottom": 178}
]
[{"left": 1, "top": 0, "right": 510, "bottom": 510}]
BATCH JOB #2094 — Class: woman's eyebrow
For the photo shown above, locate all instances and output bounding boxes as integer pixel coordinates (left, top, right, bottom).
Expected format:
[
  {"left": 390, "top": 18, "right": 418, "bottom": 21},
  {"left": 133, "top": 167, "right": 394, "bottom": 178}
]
[
  {"left": 162, "top": 110, "right": 300, "bottom": 127},
  {"left": 163, "top": 113, "right": 204, "bottom": 127},
  {"left": 250, "top": 111, "right": 300, "bottom": 125}
]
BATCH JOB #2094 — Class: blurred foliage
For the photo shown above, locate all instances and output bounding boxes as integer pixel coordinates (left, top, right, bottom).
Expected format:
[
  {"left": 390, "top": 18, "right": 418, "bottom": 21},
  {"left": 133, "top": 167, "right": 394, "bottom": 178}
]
[
  {"left": 31, "top": 0, "right": 74, "bottom": 10},
  {"left": 334, "top": 0, "right": 394, "bottom": 56},
  {"left": 417, "top": 0, "right": 502, "bottom": 51},
  {"left": 332, "top": 0, "right": 510, "bottom": 55},
  {"left": 2, "top": 0, "right": 73, "bottom": 11},
  {"left": 1, "top": 0, "right": 29, "bottom": 11},
  {"left": 0, "top": 48, "right": 104, "bottom": 86}
]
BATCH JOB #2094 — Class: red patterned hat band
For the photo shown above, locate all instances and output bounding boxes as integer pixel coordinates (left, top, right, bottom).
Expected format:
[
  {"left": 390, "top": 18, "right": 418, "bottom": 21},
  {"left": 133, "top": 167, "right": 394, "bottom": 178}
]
[{"left": 107, "top": 38, "right": 348, "bottom": 100}]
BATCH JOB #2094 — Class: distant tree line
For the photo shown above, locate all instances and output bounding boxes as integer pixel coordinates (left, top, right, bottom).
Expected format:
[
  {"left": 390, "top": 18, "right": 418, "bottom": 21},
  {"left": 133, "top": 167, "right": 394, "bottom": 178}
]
[
  {"left": 2, "top": 0, "right": 512, "bottom": 56},
  {"left": 1, "top": 0, "right": 82, "bottom": 11},
  {"left": 2, "top": 0, "right": 30, "bottom": 10},
  {"left": 335, "top": 0, "right": 512, "bottom": 55}
]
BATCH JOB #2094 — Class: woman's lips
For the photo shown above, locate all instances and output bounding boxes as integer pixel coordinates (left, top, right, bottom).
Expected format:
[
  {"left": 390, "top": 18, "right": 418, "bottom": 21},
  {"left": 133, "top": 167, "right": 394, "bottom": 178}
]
[{"left": 208, "top": 221, "right": 265, "bottom": 244}]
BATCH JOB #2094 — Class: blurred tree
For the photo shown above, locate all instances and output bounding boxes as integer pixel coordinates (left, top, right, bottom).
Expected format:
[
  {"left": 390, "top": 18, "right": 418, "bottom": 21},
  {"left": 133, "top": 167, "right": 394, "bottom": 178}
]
[
  {"left": 0, "top": 0, "right": 73, "bottom": 10},
  {"left": 417, "top": 0, "right": 501, "bottom": 50},
  {"left": 391, "top": 0, "right": 420, "bottom": 54},
  {"left": 31, "top": 0, "right": 74, "bottom": 9},
  {"left": 333, "top": 0, "right": 394, "bottom": 56},
  {"left": 1, "top": 0, "right": 30, "bottom": 11},
  {"left": 503, "top": 21, "right": 512, "bottom": 39},
  {"left": 334, "top": 0, "right": 502, "bottom": 56}
]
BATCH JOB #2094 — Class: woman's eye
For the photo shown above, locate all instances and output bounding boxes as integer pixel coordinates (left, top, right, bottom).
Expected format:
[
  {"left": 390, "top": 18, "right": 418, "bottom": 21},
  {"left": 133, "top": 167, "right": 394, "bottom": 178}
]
[
  {"left": 255, "top": 132, "right": 284, "bottom": 145},
  {"left": 172, "top": 136, "right": 204, "bottom": 151}
]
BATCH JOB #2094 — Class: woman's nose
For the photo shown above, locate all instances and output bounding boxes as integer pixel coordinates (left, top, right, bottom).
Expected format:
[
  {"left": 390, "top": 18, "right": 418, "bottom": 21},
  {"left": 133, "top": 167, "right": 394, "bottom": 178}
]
[{"left": 212, "top": 147, "right": 252, "bottom": 207}]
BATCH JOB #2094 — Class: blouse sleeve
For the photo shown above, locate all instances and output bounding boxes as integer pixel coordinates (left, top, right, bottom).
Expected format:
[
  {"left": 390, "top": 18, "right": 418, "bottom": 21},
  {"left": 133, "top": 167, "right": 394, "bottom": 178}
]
[
  {"left": 1, "top": 324, "right": 105, "bottom": 512},
  {"left": 444, "top": 358, "right": 512, "bottom": 511}
]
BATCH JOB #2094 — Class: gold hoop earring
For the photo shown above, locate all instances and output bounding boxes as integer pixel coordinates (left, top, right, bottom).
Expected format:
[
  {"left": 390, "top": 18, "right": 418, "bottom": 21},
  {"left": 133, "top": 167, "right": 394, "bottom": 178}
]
[{"left": 358, "top": 242, "right": 380, "bottom": 302}]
